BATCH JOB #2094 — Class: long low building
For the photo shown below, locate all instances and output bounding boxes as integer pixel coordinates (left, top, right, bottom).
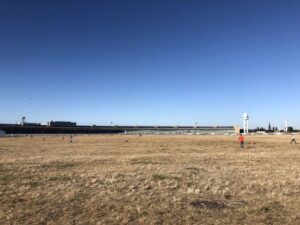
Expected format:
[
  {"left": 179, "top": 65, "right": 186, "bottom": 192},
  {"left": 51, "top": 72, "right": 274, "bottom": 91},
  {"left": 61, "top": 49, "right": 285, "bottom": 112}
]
[{"left": 0, "top": 123, "right": 240, "bottom": 135}]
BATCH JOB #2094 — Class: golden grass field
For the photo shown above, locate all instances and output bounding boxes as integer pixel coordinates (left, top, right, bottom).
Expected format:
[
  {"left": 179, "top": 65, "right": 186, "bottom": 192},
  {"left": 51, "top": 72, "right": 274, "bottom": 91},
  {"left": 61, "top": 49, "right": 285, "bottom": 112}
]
[{"left": 0, "top": 134, "right": 300, "bottom": 225}]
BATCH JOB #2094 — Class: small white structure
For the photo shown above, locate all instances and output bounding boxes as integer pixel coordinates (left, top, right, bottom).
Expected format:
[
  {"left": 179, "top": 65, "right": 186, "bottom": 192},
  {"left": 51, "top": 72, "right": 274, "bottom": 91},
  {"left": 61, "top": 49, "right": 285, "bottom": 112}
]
[
  {"left": 242, "top": 113, "right": 249, "bottom": 134},
  {"left": 284, "top": 121, "right": 288, "bottom": 133},
  {"left": 0, "top": 129, "right": 5, "bottom": 135},
  {"left": 234, "top": 125, "right": 240, "bottom": 134}
]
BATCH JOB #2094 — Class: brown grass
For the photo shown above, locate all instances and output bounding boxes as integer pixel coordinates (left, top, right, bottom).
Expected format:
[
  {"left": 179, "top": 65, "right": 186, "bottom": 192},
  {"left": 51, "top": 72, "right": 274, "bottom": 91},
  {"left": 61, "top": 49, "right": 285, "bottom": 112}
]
[{"left": 0, "top": 134, "right": 300, "bottom": 224}]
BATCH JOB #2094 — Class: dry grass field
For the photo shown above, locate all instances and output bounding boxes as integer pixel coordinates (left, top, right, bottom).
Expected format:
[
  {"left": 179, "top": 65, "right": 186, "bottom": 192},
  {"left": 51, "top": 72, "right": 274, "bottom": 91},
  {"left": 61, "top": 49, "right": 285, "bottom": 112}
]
[{"left": 0, "top": 134, "right": 300, "bottom": 225}]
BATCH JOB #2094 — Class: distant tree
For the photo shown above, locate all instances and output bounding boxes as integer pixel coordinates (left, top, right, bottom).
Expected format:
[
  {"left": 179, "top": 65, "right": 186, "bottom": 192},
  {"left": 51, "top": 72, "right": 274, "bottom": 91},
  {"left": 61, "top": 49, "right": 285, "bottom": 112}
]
[
  {"left": 288, "top": 127, "right": 294, "bottom": 132},
  {"left": 268, "top": 123, "right": 271, "bottom": 131}
]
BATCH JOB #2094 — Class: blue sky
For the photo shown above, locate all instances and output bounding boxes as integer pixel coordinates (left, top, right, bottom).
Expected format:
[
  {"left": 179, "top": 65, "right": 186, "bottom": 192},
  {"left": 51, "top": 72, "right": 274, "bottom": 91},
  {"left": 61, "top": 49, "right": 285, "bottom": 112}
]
[{"left": 0, "top": 0, "right": 299, "bottom": 128}]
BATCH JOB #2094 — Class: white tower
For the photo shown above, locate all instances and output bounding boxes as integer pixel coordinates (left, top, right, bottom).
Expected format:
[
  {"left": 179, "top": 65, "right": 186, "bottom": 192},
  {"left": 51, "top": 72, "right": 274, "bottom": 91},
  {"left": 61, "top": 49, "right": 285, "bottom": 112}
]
[
  {"left": 284, "top": 121, "right": 288, "bottom": 133},
  {"left": 242, "top": 113, "right": 249, "bottom": 134}
]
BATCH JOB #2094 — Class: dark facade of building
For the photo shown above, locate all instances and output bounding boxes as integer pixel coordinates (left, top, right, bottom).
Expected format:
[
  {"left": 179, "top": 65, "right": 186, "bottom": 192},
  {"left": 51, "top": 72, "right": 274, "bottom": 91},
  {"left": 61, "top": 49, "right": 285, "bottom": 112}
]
[
  {"left": 0, "top": 123, "right": 239, "bottom": 135},
  {"left": 48, "top": 121, "right": 77, "bottom": 127}
]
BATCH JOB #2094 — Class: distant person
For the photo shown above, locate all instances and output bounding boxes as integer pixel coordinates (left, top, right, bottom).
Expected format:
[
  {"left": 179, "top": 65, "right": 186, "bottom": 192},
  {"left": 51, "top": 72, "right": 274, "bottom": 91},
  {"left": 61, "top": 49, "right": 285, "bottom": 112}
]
[
  {"left": 239, "top": 134, "right": 244, "bottom": 148},
  {"left": 70, "top": 135, "right": 73, "bottom": 143},
  {"left": 290, "top": 134, "right": 297, "bottom": 144}
]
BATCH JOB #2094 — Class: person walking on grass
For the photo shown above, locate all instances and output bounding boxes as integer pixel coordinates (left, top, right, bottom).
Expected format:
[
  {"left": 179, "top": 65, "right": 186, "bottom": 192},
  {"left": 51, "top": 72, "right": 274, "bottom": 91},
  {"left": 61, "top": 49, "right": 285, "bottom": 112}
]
[
  {"left": 239, "top": 134, "right": 244, "bottom": 148},
  {"left": 290, "top": 134, "right": 297, "bottom": 144}
]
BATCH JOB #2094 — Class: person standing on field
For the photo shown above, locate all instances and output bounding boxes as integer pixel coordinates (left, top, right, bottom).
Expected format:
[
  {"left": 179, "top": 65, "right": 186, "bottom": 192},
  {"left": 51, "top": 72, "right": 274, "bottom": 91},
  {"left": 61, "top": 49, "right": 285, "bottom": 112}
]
[
  {"left": 239, "top": 134, "right": 244, "bottom": 148},
  {"left": 290, "top": 134, "right": 297, "bottom": 144}
]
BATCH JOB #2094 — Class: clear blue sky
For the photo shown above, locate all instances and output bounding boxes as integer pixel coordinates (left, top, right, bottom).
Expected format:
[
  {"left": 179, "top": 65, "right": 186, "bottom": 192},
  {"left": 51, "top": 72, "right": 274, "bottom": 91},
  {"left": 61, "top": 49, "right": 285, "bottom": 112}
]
[{"left": 0, "top": 0, "right": 299, "bottom": 129}]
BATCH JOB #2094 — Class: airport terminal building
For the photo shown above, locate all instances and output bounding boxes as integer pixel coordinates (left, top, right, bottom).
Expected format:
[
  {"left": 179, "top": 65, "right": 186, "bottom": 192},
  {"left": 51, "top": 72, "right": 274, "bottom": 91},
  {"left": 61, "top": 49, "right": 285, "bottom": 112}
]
[
  {"left": 0, "top": 122, "right": 240, "bottom": 135},
  {"left": 123, "top": 125, "right": 239, "bottom": 135}
]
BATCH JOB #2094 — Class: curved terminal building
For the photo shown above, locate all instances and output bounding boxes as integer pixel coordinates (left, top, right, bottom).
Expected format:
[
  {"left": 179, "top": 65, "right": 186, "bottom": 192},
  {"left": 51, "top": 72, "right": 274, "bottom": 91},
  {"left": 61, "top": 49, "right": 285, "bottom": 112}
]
[{"left": 0, "top": 121, "right": 240, "bottom": 135}]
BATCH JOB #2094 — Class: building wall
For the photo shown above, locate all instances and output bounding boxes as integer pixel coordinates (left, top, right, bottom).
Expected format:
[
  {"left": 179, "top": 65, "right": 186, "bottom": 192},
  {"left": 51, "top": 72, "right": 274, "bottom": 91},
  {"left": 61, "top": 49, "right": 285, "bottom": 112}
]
[
  {"left": 234, "top": 126, "right": 240, "bottom": 134},
  {"left": 0, "top": 124, "right": 237, "bottom": 135},
  {"left": 125, "top": 127, "right": 236, "bottom": 135}
]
